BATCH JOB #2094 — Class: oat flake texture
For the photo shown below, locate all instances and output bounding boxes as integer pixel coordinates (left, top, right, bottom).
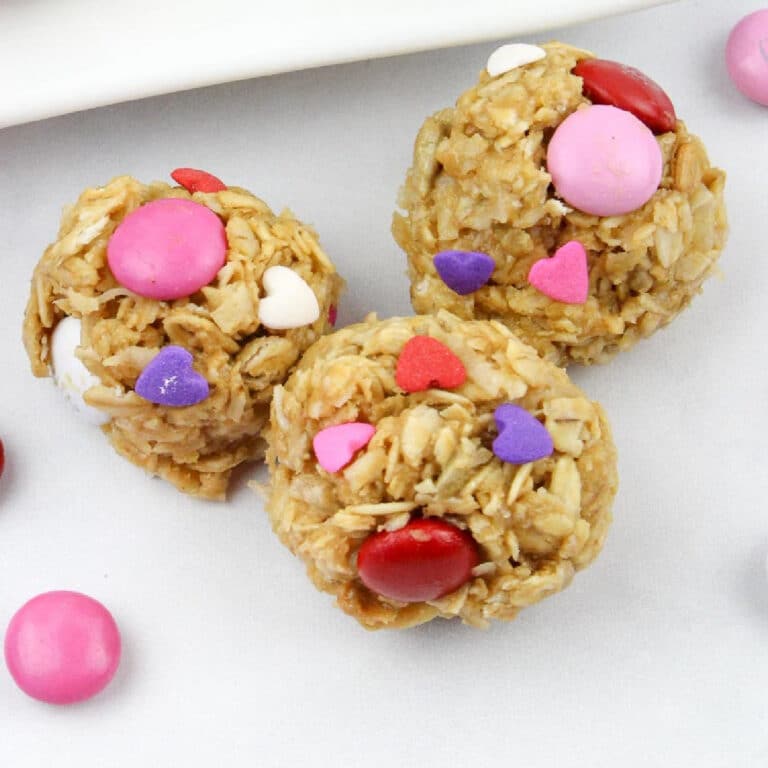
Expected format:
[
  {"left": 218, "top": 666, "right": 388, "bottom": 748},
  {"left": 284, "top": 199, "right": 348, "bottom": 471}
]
[
  {"left": 266, "top": 312, "right": 618, "bottom": 629},
  {"left": 393, "top": 42, "right": 728, "bottom": 366},
  {"left": 23, "top": 176, "right": 343, "bottom": 499}
]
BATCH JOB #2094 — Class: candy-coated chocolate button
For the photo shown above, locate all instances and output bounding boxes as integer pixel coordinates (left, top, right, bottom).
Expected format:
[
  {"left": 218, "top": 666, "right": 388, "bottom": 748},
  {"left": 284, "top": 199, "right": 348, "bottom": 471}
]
[
  {"left": 170, "top": 167, "right": 227, "bottom": 193},
  {"left": 726, "top": 9, "right": 768, "bottom": 106},
  {"left": 492, "top": 404, "right": 553, "bottom": 464},
  {"left": 107, "top": 198, "right": 227, "bottom": 300},
  {"left": 573, "top": 58, "right": 677, "bottom": 134},
  {"left": 547, "top": 105, "right": 663, "bottom": 217},
  {"left": 395, "top": 337, "right": 466, "bottom": 393},
  {"left": 357, "top": 519, "right": 479, "bottom": 603},
  {"left": 50, "top": 316, "right": 109, "bottom": 426},
  {"left": 313, "top": 422, "right": 375, "bottom": 473},
  {"left": 4, "top": 591, "right": 121, "bottom": 705},
  {"left": 135, "top": 346, "right": 209, "bottom": 407}
]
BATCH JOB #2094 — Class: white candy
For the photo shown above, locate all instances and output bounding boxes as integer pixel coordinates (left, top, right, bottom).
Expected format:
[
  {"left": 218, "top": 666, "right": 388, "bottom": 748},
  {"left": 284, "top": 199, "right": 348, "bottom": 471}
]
[
  {"left": 258, "top": 266, "right": 320, "bottom": 330},
  {"left": 486, "top": 43, "right": 546, "bottom": 77},
  {"left": 50, "top": 316, "right": 109, "bottom": 426}
]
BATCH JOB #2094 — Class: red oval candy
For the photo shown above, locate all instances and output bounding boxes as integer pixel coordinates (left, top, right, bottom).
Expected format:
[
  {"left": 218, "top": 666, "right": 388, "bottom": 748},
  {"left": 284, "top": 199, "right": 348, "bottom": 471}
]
[
  {"left": 170, "top": 167, "right": 227, "bottom": 193},
  {"left": 573, "top": 58, "right": 676, "bottom": 134},
  {"left": 357, "top": 518, "right": 479, "bottom": 603}
]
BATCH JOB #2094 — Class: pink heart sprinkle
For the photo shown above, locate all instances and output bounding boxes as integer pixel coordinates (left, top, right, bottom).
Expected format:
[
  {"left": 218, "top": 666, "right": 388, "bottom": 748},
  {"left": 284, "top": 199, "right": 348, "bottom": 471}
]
[
  {"left": 313, "top": 422, "right": 376, "bottom": 473},
  {"left": 528, "top": 240, "right": 589, "bottom": 304}
]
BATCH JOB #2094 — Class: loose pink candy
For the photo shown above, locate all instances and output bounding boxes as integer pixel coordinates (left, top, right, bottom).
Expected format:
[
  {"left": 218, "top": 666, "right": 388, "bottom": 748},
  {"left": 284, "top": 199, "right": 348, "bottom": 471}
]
[
  {"left": 547, "top": 105, "right": 663, "bottom": 216},
  {"left": 313, "top": 422, "right": 376, "bottom": 473},
  {"left": 726, "top": 9, "right": 768, "bottom": 106},
  {"left": 4, "top": 591, "right": 121, "bottom": 705},
  {"left": 107, "top": 198, "right": 227, "bottom": 300}
]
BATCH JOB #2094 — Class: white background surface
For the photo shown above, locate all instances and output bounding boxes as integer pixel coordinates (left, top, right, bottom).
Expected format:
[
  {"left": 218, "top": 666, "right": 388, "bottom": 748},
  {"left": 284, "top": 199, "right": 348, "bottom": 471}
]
[
  {"left": 1, "top": 1, "right": 767, "bottom": 765},
  {"left": 0, "top": 0, "right": 668, "bottom": 127}
]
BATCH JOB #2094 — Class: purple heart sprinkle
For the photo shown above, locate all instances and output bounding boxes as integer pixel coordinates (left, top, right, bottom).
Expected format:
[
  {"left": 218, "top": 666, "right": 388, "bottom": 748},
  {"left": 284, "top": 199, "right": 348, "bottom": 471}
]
[
  {"left": 492, "top": 404, "right": 554, "bottom": 464},
  {"left": 135, "top": 346, "right": 209, "bottom": 407},
  {"left": 434, "top": 250, "right": 495, "bottom": 295}
]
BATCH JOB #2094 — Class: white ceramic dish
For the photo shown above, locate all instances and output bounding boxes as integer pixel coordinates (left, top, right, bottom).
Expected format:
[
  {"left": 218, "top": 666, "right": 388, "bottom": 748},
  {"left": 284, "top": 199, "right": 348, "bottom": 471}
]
[{"left": 0, "top": 0, "right": 671, "bottom": 128}]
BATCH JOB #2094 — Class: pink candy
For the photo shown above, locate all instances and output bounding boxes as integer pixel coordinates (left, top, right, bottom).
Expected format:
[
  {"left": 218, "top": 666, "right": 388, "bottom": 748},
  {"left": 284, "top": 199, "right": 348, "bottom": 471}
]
[
  {"left": 547, "top": 105, "right": 663, "bottom": 216},
  {"left": 313, "top": 422, "right": 376, "bottom": 473},
  {"left": 107, "top": 198, "right": 227, "bottom": 300},
  {"left": 528, "top": 241, "right": 589, "bottom": 304},
  {"left": 726, "top": 9, "right": 768, "bottom": 106},
  {"left": 4, "top": 591, "right": 121, "bottom": 704}
]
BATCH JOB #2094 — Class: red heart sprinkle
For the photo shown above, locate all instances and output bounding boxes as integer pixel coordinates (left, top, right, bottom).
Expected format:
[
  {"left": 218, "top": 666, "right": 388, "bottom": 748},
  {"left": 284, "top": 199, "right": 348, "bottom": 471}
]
[
  {"left": 357, "top": 518, "right": 479, "bottom": 603},
  {"left": 170, "top": 167, "right": 227, "bottom": 194},
  {"left": 395, "top": 336, "right": 466, "bottom": 393},
  {"left": 572, "top": 58, "right": 677, "bottom": 135}
]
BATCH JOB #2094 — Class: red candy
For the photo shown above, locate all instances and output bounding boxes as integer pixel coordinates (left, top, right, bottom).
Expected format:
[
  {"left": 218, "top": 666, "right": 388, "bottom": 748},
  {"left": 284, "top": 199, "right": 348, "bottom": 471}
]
[
  {"left": 170, "top": 167, "right": 227, "bottom": 193},
  {"left": 328, "top": 304, "right": 337, "bottom": 327},
  {"left": 357, "top": 519, "right": 479, "bottom": 603},
  {"left": 395, "top": 336, "right": 467, "bottom": 393},
  {"left": 573, "top": 58, "right": 676, "bottom": 134}
]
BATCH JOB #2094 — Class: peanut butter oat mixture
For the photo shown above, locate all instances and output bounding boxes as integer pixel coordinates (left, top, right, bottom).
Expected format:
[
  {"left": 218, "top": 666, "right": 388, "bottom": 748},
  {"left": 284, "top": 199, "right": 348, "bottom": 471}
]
[
  {"left": 23, "top": 175, "right": 343, "bottom": 499},
  {"left": 266, "top": 312, "right": 617, "bottom": 629},
  {"left": 393, "top": 42, "right": 727, "bottom": 365}
]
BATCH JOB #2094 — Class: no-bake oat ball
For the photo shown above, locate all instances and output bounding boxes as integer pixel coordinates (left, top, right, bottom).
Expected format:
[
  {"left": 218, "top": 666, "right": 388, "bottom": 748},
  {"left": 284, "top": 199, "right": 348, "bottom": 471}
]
[
  {"left": 266, "top": 312, "right": 617, "bottom": 629},
  {"left": 393, "top": 42, "right": 727, "bottom": 365},
  {"left": 23, "top": 171, "right": 343, "bottom": 499}
]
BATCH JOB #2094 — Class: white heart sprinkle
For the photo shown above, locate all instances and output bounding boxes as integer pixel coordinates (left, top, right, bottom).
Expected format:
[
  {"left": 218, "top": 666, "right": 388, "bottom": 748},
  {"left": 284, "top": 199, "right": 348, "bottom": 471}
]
[
  {"left": 486, "top": 43, "right": 546, "bottom": 77},
  {"left": 258, "top": 266, "right": 320, "bottom": 330}
]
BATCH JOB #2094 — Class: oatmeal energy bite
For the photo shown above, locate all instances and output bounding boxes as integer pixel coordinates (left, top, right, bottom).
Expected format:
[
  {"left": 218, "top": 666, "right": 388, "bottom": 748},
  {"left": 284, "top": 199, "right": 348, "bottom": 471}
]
[
  {"left": 393, "top": 42, "right": 727, "bottom": 365},
  {"left": 266, "top": 312, "right": 618, "bottom": 629},
  {"left": 23, "top": 170, "right": 343, "bottom": 499}
]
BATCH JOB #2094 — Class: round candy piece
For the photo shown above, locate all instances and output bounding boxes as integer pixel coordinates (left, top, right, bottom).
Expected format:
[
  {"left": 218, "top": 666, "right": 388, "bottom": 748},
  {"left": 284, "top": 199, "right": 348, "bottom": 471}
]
[
  {"left": 573, "top": 58, "right": 676, "bottom": 134},
  {"left": 4, "top": 591, "right": 121, "bottom": 705},
  {"left": 547, "top": 105, "right": 663, "bottom": 217},
  {"left": 107, "top": 198, "right": 227, "bottom": 300},
  {"left": 726, "top": 9, "right": 768, "bottom": 106},
  {"left": 357, "top": 519, "right": 479, "bottom": 603},
  {"left": 51, "top": 316, "right": 109, "bottom": 426}
]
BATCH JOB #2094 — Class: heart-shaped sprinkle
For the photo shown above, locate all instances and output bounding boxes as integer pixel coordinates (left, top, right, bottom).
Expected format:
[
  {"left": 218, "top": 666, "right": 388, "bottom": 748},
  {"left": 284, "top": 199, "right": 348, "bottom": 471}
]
[
  {"left": 492, "top": 404, "right": 553, "bottom": 464},
  {"left": 434, "top": 250, "right": 495, "bottom": 295},
  {"left": 313, "top": 422, "right": 376, "bottom": 473},
  {"left": 528, "top": 240, "right": 589, "bottom": 304},
  {"left": 258, "top": 266, "right": 320, "bottom": 330},
  {"left": 395, "top": 337, "right": 467, "bottom": 393},
  {"left": 328, "top": 304, "right": 338, "bottom": 326},
  {"left": 357, "top": 518, "right": 479, "bottom": 603},
  {"left": 170, "top": 167, "right": 227, "bottom": 193},
  {"left": 486, "top": 43, "right": 546, "bottom": 77},
  {"left": 107, "top": 198, "right": 227, "bottom": 300},
  {"left": 135, "top": 346, "right": 209, "bottom": 407}
]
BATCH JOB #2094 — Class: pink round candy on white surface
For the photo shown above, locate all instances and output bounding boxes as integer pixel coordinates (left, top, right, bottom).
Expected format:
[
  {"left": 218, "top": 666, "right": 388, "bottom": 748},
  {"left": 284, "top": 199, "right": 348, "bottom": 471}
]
[
  {"left": 4, "top": 591, "right": 121, "bottom": 705},
  {"left": 547, "top": 105, "right": 663, "bottom": 217},
  {"left": 107, "top": 198, "right": 227, "bottom": 300},
  {"left": 726, "top": 9, "right": 768, "bottom": 106}
]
